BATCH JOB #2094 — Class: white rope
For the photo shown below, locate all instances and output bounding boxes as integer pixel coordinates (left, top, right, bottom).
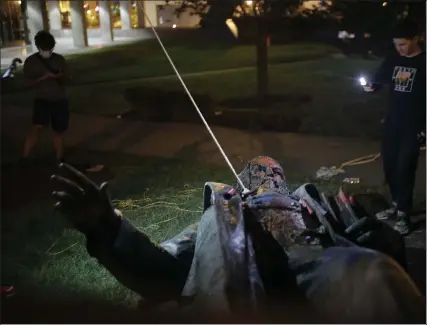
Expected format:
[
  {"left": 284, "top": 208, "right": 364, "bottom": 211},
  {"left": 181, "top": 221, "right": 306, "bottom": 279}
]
[
  {"left": 138, "top": 1, "right": 249, "bottom": 193},
  {"left": 316, "top": 146, "right": 426, "bottom": 180}
]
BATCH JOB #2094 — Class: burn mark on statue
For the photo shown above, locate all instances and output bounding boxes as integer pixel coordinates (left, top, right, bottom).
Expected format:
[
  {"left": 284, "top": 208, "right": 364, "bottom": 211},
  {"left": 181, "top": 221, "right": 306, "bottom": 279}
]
[{"left": 233, "top": 156, "right": 309, "bottom": 249}]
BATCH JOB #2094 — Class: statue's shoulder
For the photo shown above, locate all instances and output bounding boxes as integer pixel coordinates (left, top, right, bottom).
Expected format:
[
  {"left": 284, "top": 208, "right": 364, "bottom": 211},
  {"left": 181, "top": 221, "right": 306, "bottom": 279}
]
[{"left": 203, "top": 181, "right": 235, "bottom": 212}]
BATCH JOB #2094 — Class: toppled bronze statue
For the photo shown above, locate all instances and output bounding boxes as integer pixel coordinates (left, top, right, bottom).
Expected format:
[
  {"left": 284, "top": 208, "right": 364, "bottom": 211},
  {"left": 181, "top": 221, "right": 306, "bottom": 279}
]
[{"left": 51, "top": 157, "right": 425, "bottom": 323}]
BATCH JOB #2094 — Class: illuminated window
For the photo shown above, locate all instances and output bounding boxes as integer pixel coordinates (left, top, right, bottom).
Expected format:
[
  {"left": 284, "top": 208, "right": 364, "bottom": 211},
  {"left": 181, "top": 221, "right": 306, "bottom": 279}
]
[
  {"left": 110, "top": 0, "right": 121, "bottom": 28},
  {"left": 57, "top": 1, "right": 139, "bottom": 30},
  {"left": 59, "top": 1, "right": 71, "bottom": 28},
  {"left": 130, "top": 0, "right": 138, "bottom": 28},
  {"left": 84, "top": 1, "right": 100, "bottom": 28}
]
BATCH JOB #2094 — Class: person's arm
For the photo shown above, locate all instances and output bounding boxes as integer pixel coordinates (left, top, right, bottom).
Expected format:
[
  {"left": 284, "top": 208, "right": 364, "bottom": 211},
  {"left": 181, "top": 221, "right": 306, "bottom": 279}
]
[
  {"left": 418, "top": 63, "right": 426, "bottom": 135},
  {"left": 23, "top": 57, "right": 53, "bottom": 87},
  {"left": 419, "top": 101, "right": 426, "bottom": 137},
  {"left": 53, "top": 55, "right": 70, "bottom": 84},
  {"left": 363, "top": 54, "right": 394, "bottom": 92},
  {"left": 85, "top": 212, "right": 193, "bottom": 304}
]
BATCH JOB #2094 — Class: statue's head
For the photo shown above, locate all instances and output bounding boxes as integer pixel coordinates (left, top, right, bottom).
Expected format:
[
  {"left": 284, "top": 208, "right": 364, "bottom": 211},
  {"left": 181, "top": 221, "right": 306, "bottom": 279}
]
[
  {"left": 237, "top": 157, "right": 309, "bottom": 251},
  {"left": 237, "top": 156, "right": 290, "bottom": 195}
]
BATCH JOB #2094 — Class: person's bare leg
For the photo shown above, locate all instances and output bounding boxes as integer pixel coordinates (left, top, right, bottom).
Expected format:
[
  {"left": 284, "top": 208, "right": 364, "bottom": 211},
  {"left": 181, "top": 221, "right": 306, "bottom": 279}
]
[
  {"left": 53, "top": 132, "right": 65, "bottom": 161},
  {"left": 23, "top": 126, "right": 42, "bottom": 158}
]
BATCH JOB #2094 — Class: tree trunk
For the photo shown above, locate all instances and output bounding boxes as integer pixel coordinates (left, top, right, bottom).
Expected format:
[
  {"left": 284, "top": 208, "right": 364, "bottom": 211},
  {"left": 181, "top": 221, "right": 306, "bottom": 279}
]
[
  {"left": 256, "top": 17, "right": 269, "bottom": 107},
  {"left": 21, "top": 0, "right": 31, "bottom": 45}
]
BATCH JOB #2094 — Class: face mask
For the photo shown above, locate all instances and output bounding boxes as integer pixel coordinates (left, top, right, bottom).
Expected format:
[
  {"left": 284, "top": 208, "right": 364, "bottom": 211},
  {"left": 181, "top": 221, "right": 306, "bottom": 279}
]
[{"left": 39, "top": 50, "right": 52, "bottom": 59}]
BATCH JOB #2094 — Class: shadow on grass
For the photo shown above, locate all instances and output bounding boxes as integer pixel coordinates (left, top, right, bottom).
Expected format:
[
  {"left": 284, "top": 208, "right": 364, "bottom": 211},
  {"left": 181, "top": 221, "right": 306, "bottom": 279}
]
[
  {"left": 123, "top": 87, "right": 313, "bottom": 132},
  {"left": 123, "top": 86, "right": 215, "bottom": 123}
]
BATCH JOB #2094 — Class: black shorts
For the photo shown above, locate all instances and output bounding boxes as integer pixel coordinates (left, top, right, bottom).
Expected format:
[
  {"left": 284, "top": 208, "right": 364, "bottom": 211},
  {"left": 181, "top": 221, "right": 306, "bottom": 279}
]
[{"left": 32, "top": 98, "right": 69, "bottom": 133}]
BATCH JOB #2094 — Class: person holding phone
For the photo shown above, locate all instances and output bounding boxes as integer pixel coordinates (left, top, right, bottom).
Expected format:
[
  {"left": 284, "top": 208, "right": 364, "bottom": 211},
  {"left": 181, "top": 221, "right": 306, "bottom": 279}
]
[
  {"left": 362, "top": 20, "right": 426, "bottom": 235},
  {"left": 21, "top": 30, "right": 70, "bottom": 164}
]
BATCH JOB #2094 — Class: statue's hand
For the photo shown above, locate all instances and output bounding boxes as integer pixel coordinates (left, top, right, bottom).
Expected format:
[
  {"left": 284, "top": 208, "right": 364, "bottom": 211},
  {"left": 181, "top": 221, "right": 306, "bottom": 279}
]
[{"left": 51, "top": 163, "right": 120, "bottom": 236}]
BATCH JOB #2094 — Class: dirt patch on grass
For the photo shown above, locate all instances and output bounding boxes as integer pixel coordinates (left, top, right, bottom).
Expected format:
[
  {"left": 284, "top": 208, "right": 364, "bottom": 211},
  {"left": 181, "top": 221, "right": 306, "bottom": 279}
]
[
  {"left": 122, "top": 87, "right": 312, "bottom": 132},
  {"left": 123, "top": 87, "right": 215, "bottom": 123}
]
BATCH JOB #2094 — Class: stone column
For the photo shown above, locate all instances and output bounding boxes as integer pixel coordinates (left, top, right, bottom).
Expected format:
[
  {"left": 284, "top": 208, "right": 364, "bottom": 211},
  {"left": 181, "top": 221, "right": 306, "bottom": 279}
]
[
  {"left": 70, "top": 0, "right": 88, "bottom": 47},
  {"left": 119, "top": 0, "right": 131, "bottom": 30},
  {"left": 143, "top": 0, "right": 158, "bottom": 27},
  {"left": 47, "top": 0, "right": 62, "bottom": 30},
  {"left": 26, "top": 0, "right": 49, "bottom": 52},
  {"left": 99, "top": 0, "right": 113, "bottom": 42},
  {"left": 136, "top": 0, "right": 145, "bottom": 28}
]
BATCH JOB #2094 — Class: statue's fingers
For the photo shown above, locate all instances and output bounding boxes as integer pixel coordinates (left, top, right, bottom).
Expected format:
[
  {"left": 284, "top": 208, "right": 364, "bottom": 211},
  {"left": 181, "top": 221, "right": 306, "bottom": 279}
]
[
  {"left": 52, "top": 190, "right": 74, "bottom": 202},
  {"left": 53, "top": 191, "right": 78, "bottom": 213},
  {"left": 99, "top": 182, "right": 112, "bottom": 200},
  {"left": 51, "top": 175, "right": 84, "bottom": 197},
  {"left": 59, "top": 163, "right": 98, "bottom": 193},
  {"left": 53, "top": 201, "right": 62, "bottom": 211}
]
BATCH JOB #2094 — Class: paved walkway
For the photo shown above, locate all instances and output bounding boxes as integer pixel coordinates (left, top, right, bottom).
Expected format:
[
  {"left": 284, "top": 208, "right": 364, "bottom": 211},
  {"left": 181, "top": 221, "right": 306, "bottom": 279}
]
[
  {"left": 1, "top": 36, "right": 151, "bottom": 69},
  {"left": 2, "top": 105, "right": 425, "bottom": 192},
  {"left": 2, "top": 105, "right": 425, "bottom": 259}
]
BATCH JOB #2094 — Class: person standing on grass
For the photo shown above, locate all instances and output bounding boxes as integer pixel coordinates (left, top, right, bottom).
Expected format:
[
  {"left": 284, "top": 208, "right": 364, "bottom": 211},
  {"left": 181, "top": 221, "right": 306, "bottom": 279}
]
[
  {"left": 21, "top": 30, "right": 70, "bottom": 164},
  {"left": 362, "top": 19, "right": 426, "bottom": 235}
]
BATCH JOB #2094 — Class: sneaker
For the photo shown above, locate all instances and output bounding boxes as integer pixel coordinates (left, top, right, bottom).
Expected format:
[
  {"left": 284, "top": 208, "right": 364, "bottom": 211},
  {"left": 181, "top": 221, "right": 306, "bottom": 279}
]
[
  {"left": 375, "top": 202, "right": 397, "bottom": 220},
  {"left": 393, "top": 211, "right": 412, "bottom": 236}
]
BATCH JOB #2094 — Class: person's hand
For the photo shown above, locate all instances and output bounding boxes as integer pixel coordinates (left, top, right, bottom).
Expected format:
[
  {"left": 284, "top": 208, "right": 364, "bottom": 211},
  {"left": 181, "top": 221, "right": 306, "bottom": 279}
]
[
  {"left": 51, "top": 71, "right": 63, "bottom": 79},
  {"left": 362, "top": 83, "right": 375, "bottom": 92},
  {"left": 39, "top": 72, "right": 56, "bottom": 81},
  {"left": 51, "top": 163, "right": 121, "bottom": 236},
  {"left": 344, "top": 217, "right": 406, "bottom": 267}
]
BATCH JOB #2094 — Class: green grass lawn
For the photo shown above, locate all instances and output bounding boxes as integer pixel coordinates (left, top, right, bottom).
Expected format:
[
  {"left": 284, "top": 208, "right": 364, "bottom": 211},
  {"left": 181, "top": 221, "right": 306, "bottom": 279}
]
[
  {"left": 1, "top": 158, "right": 227, "bottom": 306},
  {"left": 73, "top": 56, "right": 387, "bottom": 138},
  {"left": 2, "top": 41, "right": 386, "bottom": 138},
  {"left": 2, "top": 150, "right": 425, "bottom": 313},
  {"left": 2, "top": 154, "right": 365, "bottom": 307},
  {"left": 70, "top": 42, "right": 338, "bottom": 85},
  {"left": 8, "top": 41, "right": 339, "bottom": 86}
]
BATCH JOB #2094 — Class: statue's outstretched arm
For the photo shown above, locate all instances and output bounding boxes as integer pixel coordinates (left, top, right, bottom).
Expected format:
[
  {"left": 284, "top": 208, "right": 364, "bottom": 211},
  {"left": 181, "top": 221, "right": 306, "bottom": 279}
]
[{"left": 51, "top": 163, "right": 193, "bottom": 304}]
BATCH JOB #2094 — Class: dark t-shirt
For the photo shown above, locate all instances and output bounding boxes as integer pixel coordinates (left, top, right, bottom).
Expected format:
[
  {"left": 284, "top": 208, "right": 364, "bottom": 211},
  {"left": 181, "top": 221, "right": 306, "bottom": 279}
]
[
  {"left": 372, "top": 51, "right": 426, "bottom": 133},
  {"left": 24, "top": 52, "right": 68, "bottom": 101}
]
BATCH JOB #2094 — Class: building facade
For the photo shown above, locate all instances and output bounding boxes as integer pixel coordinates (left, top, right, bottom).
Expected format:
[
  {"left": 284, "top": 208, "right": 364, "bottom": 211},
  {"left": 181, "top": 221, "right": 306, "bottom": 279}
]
[
  {"left": 1, "top": 0, "right": 329, "bottom": 49},
  {"left": 1, "top": 0, "right": 200, "bottom": 50}
]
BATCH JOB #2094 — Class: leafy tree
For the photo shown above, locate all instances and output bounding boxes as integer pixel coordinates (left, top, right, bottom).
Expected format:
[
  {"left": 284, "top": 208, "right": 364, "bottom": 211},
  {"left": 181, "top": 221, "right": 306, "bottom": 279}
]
[
  {"left": 168, "top": 0, "right": 303, "bottom": 105},
  {"left": 329, "top": 1, "right": 425, "bottom": 54},
  {"left": 329, "top": 1, "right": 413, "bottom": 39}
]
